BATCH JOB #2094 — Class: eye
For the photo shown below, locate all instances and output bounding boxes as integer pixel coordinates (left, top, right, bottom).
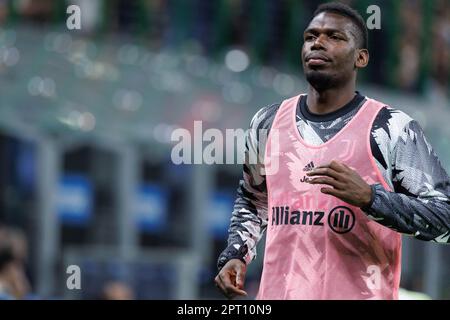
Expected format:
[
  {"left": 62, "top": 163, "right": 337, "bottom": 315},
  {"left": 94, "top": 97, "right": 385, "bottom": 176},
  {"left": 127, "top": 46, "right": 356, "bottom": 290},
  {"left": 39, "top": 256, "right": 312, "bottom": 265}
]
[
  {"left": 305, "top": 35, "right": 315, "bottom": 41},
  {"left": 330, "top": 34, "right": 344, "bottom": 41}
]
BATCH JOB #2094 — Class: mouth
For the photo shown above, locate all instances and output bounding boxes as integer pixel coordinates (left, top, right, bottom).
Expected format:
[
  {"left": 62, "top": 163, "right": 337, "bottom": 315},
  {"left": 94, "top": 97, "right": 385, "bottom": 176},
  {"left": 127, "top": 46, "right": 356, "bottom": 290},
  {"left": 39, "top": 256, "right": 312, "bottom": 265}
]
[{"left": 305, "top": 54, "right": 331, "bottom": 67}]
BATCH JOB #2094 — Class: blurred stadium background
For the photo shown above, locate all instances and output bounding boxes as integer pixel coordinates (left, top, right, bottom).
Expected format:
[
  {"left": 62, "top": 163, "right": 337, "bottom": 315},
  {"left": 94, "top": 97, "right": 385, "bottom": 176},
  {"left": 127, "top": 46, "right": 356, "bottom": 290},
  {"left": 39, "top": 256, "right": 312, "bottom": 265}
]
[{"left": 0, "top": 0, "right": 448, "bottom": 300}]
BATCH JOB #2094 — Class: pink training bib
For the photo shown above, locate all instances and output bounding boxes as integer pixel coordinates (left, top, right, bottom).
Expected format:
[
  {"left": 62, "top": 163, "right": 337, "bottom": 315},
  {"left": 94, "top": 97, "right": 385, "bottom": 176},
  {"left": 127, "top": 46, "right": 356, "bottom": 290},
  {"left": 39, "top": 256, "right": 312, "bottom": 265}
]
[{"left": 258, "top": 95, "right": 402, "bottom": 300}]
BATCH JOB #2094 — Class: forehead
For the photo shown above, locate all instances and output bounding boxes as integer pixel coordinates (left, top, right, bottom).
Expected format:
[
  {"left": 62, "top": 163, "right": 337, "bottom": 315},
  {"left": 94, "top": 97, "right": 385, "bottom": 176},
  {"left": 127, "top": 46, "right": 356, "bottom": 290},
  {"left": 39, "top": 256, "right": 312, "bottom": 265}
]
[{"left": 305, "top": 12, "right": 355, "bottom": 33}]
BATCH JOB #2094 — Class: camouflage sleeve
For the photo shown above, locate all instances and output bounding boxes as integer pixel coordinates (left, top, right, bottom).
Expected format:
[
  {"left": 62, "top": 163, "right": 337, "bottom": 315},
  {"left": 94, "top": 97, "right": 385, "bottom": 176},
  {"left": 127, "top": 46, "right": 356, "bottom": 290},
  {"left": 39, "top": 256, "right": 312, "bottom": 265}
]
[
  {"left": 363, "top": 119, "right": 450, "bottom": 243},
  {"left": 217, "top": 104, "right": 280, "bottom": 270}
]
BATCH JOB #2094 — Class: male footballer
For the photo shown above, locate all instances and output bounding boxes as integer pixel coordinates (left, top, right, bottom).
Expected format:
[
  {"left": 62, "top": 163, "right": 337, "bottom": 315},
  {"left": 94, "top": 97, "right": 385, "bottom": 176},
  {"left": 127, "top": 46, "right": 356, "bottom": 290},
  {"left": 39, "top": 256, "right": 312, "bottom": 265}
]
[{"left": 215, "top": 2, "right": 450, "bottom": 300}]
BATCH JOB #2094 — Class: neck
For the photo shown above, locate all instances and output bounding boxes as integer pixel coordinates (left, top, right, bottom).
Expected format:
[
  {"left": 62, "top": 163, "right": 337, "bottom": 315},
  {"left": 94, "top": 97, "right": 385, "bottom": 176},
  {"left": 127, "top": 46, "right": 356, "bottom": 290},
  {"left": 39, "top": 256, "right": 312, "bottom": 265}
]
[{"left": 306, "top": 81, "right": 356, "bottom": 115}]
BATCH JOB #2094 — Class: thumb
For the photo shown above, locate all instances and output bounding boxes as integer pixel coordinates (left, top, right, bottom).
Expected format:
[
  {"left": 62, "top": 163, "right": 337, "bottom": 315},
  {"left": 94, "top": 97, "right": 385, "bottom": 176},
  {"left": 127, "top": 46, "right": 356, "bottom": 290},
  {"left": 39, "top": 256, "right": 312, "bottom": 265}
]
[{"left": 235, "top": 265, "right": 246, "bottom": 288}]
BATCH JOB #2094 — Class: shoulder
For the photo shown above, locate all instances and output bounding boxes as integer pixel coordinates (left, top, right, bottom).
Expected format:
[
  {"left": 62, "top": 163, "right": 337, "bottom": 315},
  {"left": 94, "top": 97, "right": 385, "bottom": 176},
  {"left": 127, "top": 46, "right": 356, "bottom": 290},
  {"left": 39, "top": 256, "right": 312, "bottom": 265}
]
[
  {"left": 370, "top": 102, "right": 417, "bottom": 146},
  {"left": 366, "top": 99, "right": 430, "bottom": 169},
  {"left": 372, "top": 104, "right": 414, "bottom": 132},
  {"left": 249, "top": 94, "right": 304, "bottom": 131},
  {"left": 249, "top": 102, "right": 282, "bottom": 131}
]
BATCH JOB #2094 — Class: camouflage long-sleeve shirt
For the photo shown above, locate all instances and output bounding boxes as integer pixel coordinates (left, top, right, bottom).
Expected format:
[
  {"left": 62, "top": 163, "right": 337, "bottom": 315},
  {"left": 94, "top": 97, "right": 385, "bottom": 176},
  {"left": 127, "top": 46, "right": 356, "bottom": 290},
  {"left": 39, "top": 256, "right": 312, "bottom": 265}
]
[{"left": 217, "top": 93, "right": 450, "bottom": 270}]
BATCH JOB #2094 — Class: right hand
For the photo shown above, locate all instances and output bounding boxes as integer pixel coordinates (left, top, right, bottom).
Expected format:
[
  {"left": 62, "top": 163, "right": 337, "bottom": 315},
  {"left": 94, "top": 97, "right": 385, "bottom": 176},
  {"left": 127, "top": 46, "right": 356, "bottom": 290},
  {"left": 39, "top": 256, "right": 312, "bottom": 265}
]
[{"left": 214, "top": 259, "right": 248, "bottom": 299}]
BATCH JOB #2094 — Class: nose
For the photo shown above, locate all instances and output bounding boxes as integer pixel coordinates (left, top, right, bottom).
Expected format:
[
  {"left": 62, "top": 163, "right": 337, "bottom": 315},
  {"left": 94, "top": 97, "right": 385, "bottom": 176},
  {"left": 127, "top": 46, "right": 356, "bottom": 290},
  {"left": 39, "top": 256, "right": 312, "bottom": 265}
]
[{"left": 311, "top": 34, "right": 326, "bottom": 50}]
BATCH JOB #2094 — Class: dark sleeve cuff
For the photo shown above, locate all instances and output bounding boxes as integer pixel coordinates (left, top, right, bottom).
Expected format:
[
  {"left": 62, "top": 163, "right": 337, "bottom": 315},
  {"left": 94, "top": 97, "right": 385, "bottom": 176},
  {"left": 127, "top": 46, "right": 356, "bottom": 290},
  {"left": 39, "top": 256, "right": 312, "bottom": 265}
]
[
  {"left": 217, "top": 244, "right": 248, "bottom": 271},
  {"left": 361, "top": 184, "right": 379, "bottom": 213}
]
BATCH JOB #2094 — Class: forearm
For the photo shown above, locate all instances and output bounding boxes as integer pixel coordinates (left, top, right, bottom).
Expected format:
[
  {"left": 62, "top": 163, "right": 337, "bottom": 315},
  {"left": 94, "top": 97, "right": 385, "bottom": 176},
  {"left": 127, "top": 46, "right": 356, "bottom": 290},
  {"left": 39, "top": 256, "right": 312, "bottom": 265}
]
[
  {"left": 217, "top": 179, "right": 268, "bottom": 270},
  {"left": 217, "top": 104, "right": 277, "bottom": 270},
  {"left": 363, "top": 184, "right": 450, "bottom": 243}
]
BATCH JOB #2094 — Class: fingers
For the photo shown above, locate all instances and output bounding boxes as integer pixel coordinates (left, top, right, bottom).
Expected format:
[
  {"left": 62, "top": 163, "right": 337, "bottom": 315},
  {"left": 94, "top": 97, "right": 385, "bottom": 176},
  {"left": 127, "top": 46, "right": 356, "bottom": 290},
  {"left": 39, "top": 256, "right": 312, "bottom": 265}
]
[
  {"left": 235, "top": 265, "right": 246, "bottom": 290},
  {"left": 306, "top": 167, "right": 343, "bottom": 180},
  {"left": 214, "top": 275, "right": 226, "bottom": 293},
  {"left": 316, "top": 160, "right": 346, "bottom": 173},
  {"left": 320, "top": 187, "right": 345, "bottom": 198},
  {"left": 214, "top": 271, "right": 247, "bottom": 299},
  {"left": 307, "top": 175, "right": 345, "bottom": 189},
  {"left": 329, "top": 160, "right": 347, "bottom": 172},
  {"left": 220, "top": 273, "right": 247, "bottom": 298}
]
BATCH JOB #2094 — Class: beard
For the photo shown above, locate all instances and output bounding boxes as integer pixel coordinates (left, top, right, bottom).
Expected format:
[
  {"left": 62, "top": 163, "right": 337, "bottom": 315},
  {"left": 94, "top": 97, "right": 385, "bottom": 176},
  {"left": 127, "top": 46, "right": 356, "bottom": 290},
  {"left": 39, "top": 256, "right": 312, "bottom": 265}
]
[{"left": 304, "top": 69, "right": 340, "bottom": 92}]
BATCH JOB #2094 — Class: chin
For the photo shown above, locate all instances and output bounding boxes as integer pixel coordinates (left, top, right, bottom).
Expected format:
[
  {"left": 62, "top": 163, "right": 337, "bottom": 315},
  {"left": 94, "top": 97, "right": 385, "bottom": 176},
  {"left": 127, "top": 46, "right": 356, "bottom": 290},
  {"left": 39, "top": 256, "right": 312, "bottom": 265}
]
[{"left": 305, "top": 70, "right": 335, "bottom": 91}]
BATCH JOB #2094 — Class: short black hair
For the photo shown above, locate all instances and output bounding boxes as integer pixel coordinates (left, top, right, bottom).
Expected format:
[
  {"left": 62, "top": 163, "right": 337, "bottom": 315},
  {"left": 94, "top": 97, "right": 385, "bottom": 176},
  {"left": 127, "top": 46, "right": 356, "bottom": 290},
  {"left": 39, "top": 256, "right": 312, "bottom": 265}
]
[{"left": 313, "top": 2, "right": 368, "bottom": 49}]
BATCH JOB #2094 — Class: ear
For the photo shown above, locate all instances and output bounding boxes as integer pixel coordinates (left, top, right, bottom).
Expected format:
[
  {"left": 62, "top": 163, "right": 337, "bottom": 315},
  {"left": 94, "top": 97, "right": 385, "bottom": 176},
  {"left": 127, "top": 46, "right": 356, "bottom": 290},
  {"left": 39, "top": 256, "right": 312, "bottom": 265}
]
[{"left": 355, "top": 49, "right": 369, "bottom": 68}]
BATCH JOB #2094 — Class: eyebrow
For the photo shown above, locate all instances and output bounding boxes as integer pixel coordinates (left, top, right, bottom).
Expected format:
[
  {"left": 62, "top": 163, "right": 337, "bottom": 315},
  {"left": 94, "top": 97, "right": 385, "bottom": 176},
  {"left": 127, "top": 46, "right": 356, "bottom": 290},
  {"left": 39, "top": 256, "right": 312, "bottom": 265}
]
[
  {"left": 304, "top": 28, "right": 347, "bottom": 35},
  {"left": 304, "top": 27, "right": 358, "bottom": 42}
]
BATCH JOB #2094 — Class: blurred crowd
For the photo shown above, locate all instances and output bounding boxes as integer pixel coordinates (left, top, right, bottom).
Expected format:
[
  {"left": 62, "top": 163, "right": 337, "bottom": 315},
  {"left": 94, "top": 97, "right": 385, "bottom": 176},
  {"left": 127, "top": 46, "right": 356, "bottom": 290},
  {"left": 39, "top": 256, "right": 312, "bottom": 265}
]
[
  {"left": 0, "top": 0, "right": 447, "bottom": 97},
  {"left": 0, "top": 223, "right": 136, "bottom": 300}
]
